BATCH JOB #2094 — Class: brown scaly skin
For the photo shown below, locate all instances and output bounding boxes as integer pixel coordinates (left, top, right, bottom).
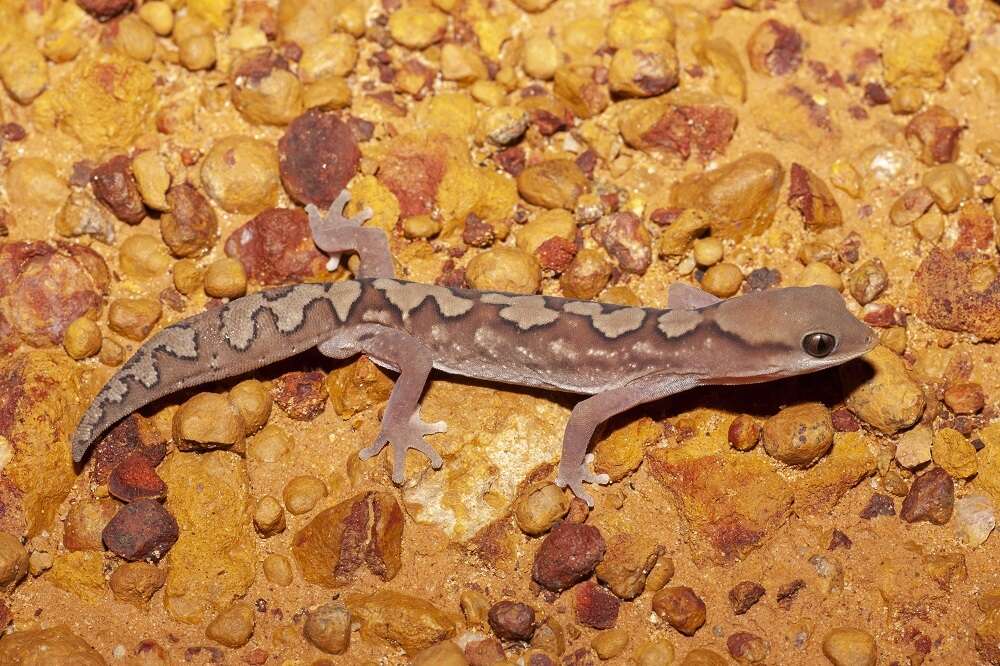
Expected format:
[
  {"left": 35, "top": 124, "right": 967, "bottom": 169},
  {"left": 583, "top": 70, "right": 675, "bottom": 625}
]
[{"left": 73, "top": 190, "right": 876, "bottom": 505}]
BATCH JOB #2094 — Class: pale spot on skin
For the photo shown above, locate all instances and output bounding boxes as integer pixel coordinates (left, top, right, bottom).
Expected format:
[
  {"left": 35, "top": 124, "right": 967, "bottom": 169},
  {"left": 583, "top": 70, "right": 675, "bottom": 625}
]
[
  {"left": 481, "top": 293, "right": 559, "bottom": 330},
  {"left": 374, "top": 278, "right": 474, "bottom": 319},
  {"left": 326, "top": 281, "right": 363, "bottom": 321},
  {"left": 657, "top": 310, "right": 702, "bottom": 338},
  {"left": 563, "top": 301, "right": 602, "bottom": 317},
  {"left": 592, "top": 308, "right": 646, "bottom": 339},
  {"left": 267, "top": 283, "right": 328, "bottom": 333},
  {"left": 219, "top": 293, "right": 267, "bottom": 351}
]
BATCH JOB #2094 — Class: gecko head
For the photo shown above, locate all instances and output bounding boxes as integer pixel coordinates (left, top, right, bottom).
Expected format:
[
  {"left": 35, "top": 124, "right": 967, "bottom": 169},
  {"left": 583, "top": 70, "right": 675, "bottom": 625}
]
[{"left": 710, "top": 285, "right": 877, "bottom": 377}]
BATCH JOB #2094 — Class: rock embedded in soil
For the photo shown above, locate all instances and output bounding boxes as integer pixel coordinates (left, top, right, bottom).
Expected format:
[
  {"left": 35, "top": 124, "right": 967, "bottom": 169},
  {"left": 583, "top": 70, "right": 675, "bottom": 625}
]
[
  {"left": 761, "top": 402, "right": 834, "bottom": 467},
  {"left": 727, "top": 631, "right": 769, "bottom": 663},
  {"left": 859, "top": 493, "right": 895, "bottom": 519},
  {"left": 931, "top": 428, "right": 977, "bottom": 479},
  {"left": 821, "top": 627, "right": 877, "bottom": 666},
  {"left": 488, "top": 600, "right": 536, "bottom": 641},
  {"left": 271, "top": 370, "right": 329, "bottom": 420},
  {"left": 531, "top": 522, "right": 605, "bottom": 592},
  {"left": 0, "top": 625, "right": 106, "bottom": 664},
  {"left": 102, "top": 499, "right": 179, "bottom": 561},
  {"left": 278, "top": 109, "right": 361, "bottom": 207},
  {"left": 347, "top": 589, "right": 456, "bottom": 656},
  {"left": 108, "top": 451, "right": 167, "bottom": 502},
  {"left": 574, "top": 581, "right": 620, "bottom": 629},
  {"left": 651, "top": 586, "right": 706, "bottom": 636},
  {"left": 206, "top": 602, "right": 255, "bottom": 648},
  {"left": 895, "top": 426, "right": 932, "bottom": 469},
  {"left": 910, "top": 248, "right": 1000, "bottom": 341},
  {"left": 225, "top": 208, "right": 332, "bottom": 285},
  {"left": 292, "top": 490, "right": 403, "bottom": 587},
  {"left": 842, "top": 346, "right": 925, "bottom": 434},
  {"left": 900, "top": 467, "right": 954, "bottom": 525},
  {"left": 595, "top": 533, "right": 664, "bottom": 600},
  {"left": 954, "top": 495, "right": 996, "bottom": 547},
  {"left": 109, "top": 561, "right": 166, "bottom": 607},
  {"left": 943, "top": 382, "right": 985, "bottom": 415},
  {"left": 304, "top": 602, "right": 352, "bottom": 654},
  {"left": 729, "top": 581, "right": 765, "bottom": 615},
  {"left": 160, "top": 184, "right": 218, "bottom": 258},
  {"left": 514, "top": 483, "right": 570, "bottom": 536},
  {"left": 172, "top": 392, "right": 246, "bottom": 452},
  {"left": 63, "top": 498, "right": 119, "bottom": 551},
  {"left": 91, "top": 154, "right": 146, "bottom": 224}
]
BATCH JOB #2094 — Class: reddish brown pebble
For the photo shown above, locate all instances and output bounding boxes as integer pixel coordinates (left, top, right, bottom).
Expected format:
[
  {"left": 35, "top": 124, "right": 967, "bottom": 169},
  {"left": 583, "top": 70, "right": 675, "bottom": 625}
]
[
  {"left": 830, "top": 408, "right": 861, "bottom": 432},
  {"left": 728, "top": 415, "right": 761, "bottom": 451},
  {"left": 161, "top": 185, "right": 218, "bottom": 258},
  {"left": 747, "top": 20, "right": 803, "bottom": 76},
  {"left": 488, "top": 600, "right": 536, "bottom": 642},
  {"left": 860, "top": 493, "right": 896, "bottom": 519},
  {"left": 727, "top": 631, "right": 769, "bottom": 663},
  {"left": 943, "top": 382, "right": 985, "bottom": 415},
  {"left": 103, "top": 499, "right": 179, "bottom": 561},
  {"left": 278, "top": 110, "right": 361, "bottom": 208},
  {"left": 494, "top": 147, "right": 526, "bottom": 176},
  {"left": 462, "top": 214, "right": 495, "bottom": 248},
  {"left": 225, "top": 208, "right": 330, "bottom": 285},
  {"left": 77, "top": 0, "right": 133, "bottom": 20},
  {"left": 1, "top": 124, "right": 26, "bottom": 141},
  {"left": 900, "top": 467, "right": 954, "bottom": 525},
  {"left": 828, "top": 529, "right": 853, "bottom": 550},
  {"left": 271, "top": 370, "right": 328, "bottom": 420},
  {"left": 651, "top": 586, "right": 706, "bottom": 636},
  {"left": 574, "top": 581, "right": 620, "bottom": 629},
  {"left": 465, "top": 637, "right": 505, "bottom": 664},
  {"left": 91, "top": 155, "right": 145, "bottom": 224},
  {"left": 108, "top": 452, "right": 167, "bottom": 503},
  {"left": 889, "top": 187, "right": 935, "bottom": 226},
  {"left": 729, "top": 581, "right": 765, "bottom": 615},
  {"left": 594, "top": 211, "right": 651, "bottom": 275},
  {"left": 788, "top": 163, "right": 843, "bottom": 229},
  {"left": 90, "top": 414, "right": 168, "bottom": 485},
  {"left": 776, "top": 579, "right": 805, "bottom": 610},
  {"left": 905, "top": 105, "right": 962, "bottom": 165},
  {"left": 531, "top": 522, "right": 605, "bottom": 592},
  {"left": 861, "top": 303, "right": 896, "bottom": 328}
]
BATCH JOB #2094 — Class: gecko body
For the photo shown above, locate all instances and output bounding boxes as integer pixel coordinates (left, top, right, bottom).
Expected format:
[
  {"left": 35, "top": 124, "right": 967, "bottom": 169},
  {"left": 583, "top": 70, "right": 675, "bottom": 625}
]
[{"left": 72, "top": 192, "right": 876, "bottom": 504}]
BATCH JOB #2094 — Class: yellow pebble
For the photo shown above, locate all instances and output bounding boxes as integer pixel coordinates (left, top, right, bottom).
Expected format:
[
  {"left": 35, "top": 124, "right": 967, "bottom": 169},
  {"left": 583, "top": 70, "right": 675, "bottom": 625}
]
[
  {"left": 692, "top": 237, "right": 723, "bottom": 267},
  {"left": 798, "top": 261, "right": 843, "bottom": 290},
  {"left": 63, "top": 317, "right": 102, "bottom": 360},
  {"left": 139, "top": 1, "right": 174, "bottom": 36},
  {"left": 204, "top": 258, "right": 247, "bottom": 299},
  {"left": 701, "top": 262, "right": 743, "bottom": 297}
]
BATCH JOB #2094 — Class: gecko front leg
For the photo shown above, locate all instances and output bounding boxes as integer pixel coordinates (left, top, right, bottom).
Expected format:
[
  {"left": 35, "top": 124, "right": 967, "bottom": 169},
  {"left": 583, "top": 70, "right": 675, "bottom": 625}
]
[
  {"left": 318, "top": 326, "right": 446, "bottom": 484},
  {"left": 307, "top": 190, "right": 394, "bottom": 279},
  {"left": 557, "top": 375, "right": 699, "bottom": 506}
]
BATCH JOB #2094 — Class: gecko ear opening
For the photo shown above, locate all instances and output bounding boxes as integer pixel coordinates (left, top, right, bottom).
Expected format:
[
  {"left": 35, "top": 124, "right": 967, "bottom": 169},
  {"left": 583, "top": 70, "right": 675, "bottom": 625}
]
[{"left": 802, "top": 332, "right": 836, "bottom": 357}]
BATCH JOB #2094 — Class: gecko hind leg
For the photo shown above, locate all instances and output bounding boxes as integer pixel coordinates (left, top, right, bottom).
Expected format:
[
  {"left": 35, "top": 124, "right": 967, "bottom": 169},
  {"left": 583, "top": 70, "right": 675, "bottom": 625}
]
[
  {"left": 556, "top": 376, "right": 698, "bottom": 506},
  {"left": 306, "top": 190, "right": 395, "bottom": 279},
  {"left": 318, "top": 326, "right": 446, "bottom": 485}
]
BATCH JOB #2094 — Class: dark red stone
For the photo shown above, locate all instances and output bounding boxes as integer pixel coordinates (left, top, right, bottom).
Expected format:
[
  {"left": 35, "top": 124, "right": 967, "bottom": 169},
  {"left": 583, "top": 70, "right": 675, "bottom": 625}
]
[
  {"left": 574, "top": 581, "right": 620, "bottom": 629},
  {"left": 103, "top": 499, "right": 179, "bottom": 561},
  {"left": 531, "top": 522, "right": 605, "bottom": 592}
]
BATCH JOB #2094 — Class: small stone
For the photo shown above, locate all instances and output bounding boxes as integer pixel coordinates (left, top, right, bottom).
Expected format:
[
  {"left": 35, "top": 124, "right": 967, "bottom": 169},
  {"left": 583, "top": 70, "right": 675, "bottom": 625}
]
[
  {"left": 895, "top": 427, "right": 932, "bottom": 469},
  {"left": 262, "top": 554, "right": 293, "bottom": 586},
  {"left": 574, "top": 581, "right": 620, "bottom": 629},
  {"left": 0, "top": 626, "right": 104, "bottom": 664},
  {"left": 842, "top": 346, "right": 925, "bottom": 434},
  {"left": 253, "top": 495, "right": 286, "bottom": 537},
  {"left": 203, "top": 257, "right": 248, "bottom": 299},
  {"left": 652, "top": 586, "right": 706, "bottom": 636},
  {"left": 347, "top": 589, "right": 455, "bottom": 656},
  {"left": 634, "top": 640, "right": 676, "bottom": 666},
  {"left": 0, "top": 534, "right": 28, "bottom": 593},
  {"left": 161, "top": 184, "right": 218, "bottom": 258},
  {"left": 413, "top": 640, "right": 468, "bottom": 665},
  {"left": 955, "top": 495, "right": 995, "bottom": 547},
  {"left": 643, "top": 555, "right": 675, "bottom": 593},
  {"left": 109, "top": 561, "right": 166, "bottom": 606},
  {"left": 762, "top": 403, "right": 834, "bottom": 467},
  {"left": 900, "top": 467, "right": 954, "bottom": 525},
  {"left": 776, "top": 579, "right": 806, "bottom": 609},
  {"left": 859, "top": 493, "right": 895, "bottom": 519},
  {"left": 206, "top": 603, "right": 255, "bottom": 648},
  {"left": 747, "top": 19, "right": 803, "bottom": 76},
  {"left": 516, "top": 159, "right": 589, "bottom": 210},
  {"left": 108, "top": 452, "right": 167, "bottom": 502},
  {"left": 729, "top": 581, "right": 765, "bottom": 615},
  {"left": 531, "top": 522, "right": 605, "bottom": 592},
  {"left": 488, "top": 600, "right": 536, "bottom": 641},
  {"left": 514, "top": 483, "right": 569, "bottom": 536},
  {"left": 272, "top": 370, "right": 328, "bottom": 420},
  {"left": 304, "top": 602, "right": 352, "bottom": 654},
  {"left": 828, "top": 529, "right": 852, "bottom": 550},
  {"left": 283, "top": 475, "right": 327, "bottom": 515},
  {"left": 595, "top": 534, "right": 664, "bottom": 600},
  {"left": 92, "top": 155, "right": 146, "bottom": 224},
  {"left": 225, "top": 208, "right": 330, "bottom": 286},
  {"left": 102, "top": 499, "right": 179, "bottom": 561},
  {"left": 943, "top": 382, "right": 985, "bottom": 415},
  {"left": 28, "top": 550, "right": 52, "bottom": 576},
  {"left": 63, "top": 499, "right": 119, "bottom": 551},
  {"left": 279, "top": 110, "right": 360, "bottom": 208},
  {"left": 932, "top": 428, "right": 977, "bottom": 479},
  {"left": 701, "top": 262, "right": 744, "bottom": 297},
  {"left": 228, "top": 379, "right": 272, "bottom": 434},
  {"left": 847, "top": 259, "right": 888, "bottom": 306},
  {"left": 593, "top": 211, "right": 652, "bottom": 275},
  {"left": 682, "top": 648, "right": 728, "bottom": 665},
  {"left": 591, "top": 628, "right": 629, "bottom": 660},
  {"left": 788, "top": 163, "right": 842, "bottom": 229},
  {"left": 108, "top": 297, "right": 162, "bottom": 341},
  {"left": 728, "top": 415, "right": 761, "bottom": 451},
  {"left": 727, "top": 631, "right": 769, "bottom": 664},
  {"left": 172, "top": 392, "right": 246, "bottom": 452},
  {"left": 63, "top": 317, "right": 102, "bottom": 360},
  {"left": 821, "top": 627, "right": 877, "bottom": 666}
]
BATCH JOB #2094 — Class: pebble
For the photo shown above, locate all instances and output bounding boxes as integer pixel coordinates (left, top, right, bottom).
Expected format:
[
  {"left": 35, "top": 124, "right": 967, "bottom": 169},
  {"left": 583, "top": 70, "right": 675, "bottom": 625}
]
[
  {"left": 206, "top": 603, "right": 255, "bottom": 648},
  {"left": 203, "top": 257, "right": 248, "bottom": 299},
  {"left": 108, "top": 297, "right": 162, "bottom": 341},
  {"left": 283, "top": 475, "right": 327, "bottom": 515},
  {"left": 466, "top": 247, "right": 542, "bottom": 294},
  {"left": 595, "top": 535, "right": 664, "bottom": 600},
  {"left": 304, "top": 602, "right": 352, "bottom": 654},
  {"left": 278, "top": 110, "right": 360, "bottom": 208},
  {"left": 0, "top": 534, "right": 28, "bottom": 592},
  {"left": 488, "top": 600, "right": 536, "bottom": 641},
  {"left": 229, "top": 47, "right": 304, "bottom": 126},
  {"left": 701, "top": 262, "right": 744, "bottom": 297},
  {"left": 172, "top": 392, "right": 246, "bottom": 451},
  {"left": 63, "top": 317, "right": 102, "bottom": 360},
  {"left": 798, "top": 261, "right": 843, "bottom": 290},
  {"left": 131, "top": 150, "right": 171, "bottom": 212},
  {"left": 348, "top": 590, "right": 455, "bottom": 656},
  {"left": 108, "top": 451, "right": 167, "bottom": 502},
  {"left": 102, "top": 499, "right": 179, "bottom": 561},
  {"left": 634, "top": 640, "right": 676, "bottom": 666},
  {"left": 516, "top": 209, "right": 577, "bottom": 256},
  {"left": 514, "top": 483, "right": 570, "bottom": 536},
  {"left": 172, "top": 259, "right": 203, "bottom": 295},
  {"left": 591, "top": 628, "right": 629, "bottom": 660},
  {"left": 253, "top": 495, "right": 286, "bottom": 537},
  {"left": 412, "top": 640, "right": 468, "bottom": 665},
  {"left": 932, "top": 428, "right": 977, "bottom": 478},
  {"left": 895, "top": 426, "right": 932, "bottom": 468},
  {"left": 161, "top": 184, "right": 218, "bottom": 258},
  {"left": 847, "top": 259, "right": 888, "bottom": 305},
  {"left": 727, "top": 631, "right": 769, "bottom": 663},
  {"left": 201, "top": 136, "right": 280, "bottom": 214},
  {"left": 821, "top": 627, "right": 877, "bottom": 666},
  {"left": 531, "top": 522, "right": 606, "bottom": 592},
  {"left": 594, "top": 211, "right": 652, "bottom": 275},
  {"left": 728, "top": 415, "right": 761, "bottom": 451},
  {"left": 842, "top": 346, "right": 925, "bottom": 434},
  {"left": 228, "top": 379, "right": 272, "bottom": 434},
  {"left": 272, "top": 370, "right": 328, "bottom": 420},
  {"left": 575, "top": 580, "right": 620, "bottom": 629},
  {"left": 900, "top": 467, "right": 954, "bottom": 525},
  {"left": 955, "top": 495, "right": 996, "bottom": 547},
  {"left": 248, "top": 425, "right": 291, "bottom": 462},
  {"left": 516, "top": 159, "right": 589, "bottom": 210},
  {"left": 262, "top": 554, "right": 293, "bottom": 586},
  {"left": 762, "top": 402, "right": 834, "bottom": 467},
  {"left": 728, "top": 581, "right": 765, "bottom": 615},
  {"left": 109, "top": 561, "right": 166, "bottom": 606},
  {"left": 651, "top": 586, "right": 706, "bottom": 636},
  {"left": 943, "top": 381, "right": 985, "bottom": 414},
  {"left": 643, "top": 554, "right": 675, "bottom": 593},
  {"left": 91, "top": 155, "right": 146, "bottom": 224},
  {"left": 680, "top": 648, "right": 728, "bottom": 665},
  {"left": 860, "top": 493, "right": 896, "bottom": 519}
]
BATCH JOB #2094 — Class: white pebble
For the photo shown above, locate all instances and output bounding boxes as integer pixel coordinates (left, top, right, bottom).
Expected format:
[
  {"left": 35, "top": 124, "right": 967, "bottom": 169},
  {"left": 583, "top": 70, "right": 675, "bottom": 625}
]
[{"left": 955, "top": 495, "right": 995, "bottom": 547}]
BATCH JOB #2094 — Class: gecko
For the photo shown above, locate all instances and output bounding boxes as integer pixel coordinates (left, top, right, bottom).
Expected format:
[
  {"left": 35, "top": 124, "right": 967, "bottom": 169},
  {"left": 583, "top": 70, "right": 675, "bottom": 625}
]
[{"left": 71, "top": 190, "right": 877, "bottom": 505}]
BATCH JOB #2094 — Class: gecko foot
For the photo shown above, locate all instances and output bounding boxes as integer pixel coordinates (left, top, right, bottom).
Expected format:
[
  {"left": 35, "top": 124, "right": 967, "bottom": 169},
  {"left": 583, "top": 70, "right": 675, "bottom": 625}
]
[
  {"left": 554, "top": 454, "right": 610, "bottom": 508},
  {"left": 360, "top": 412, "right": 447, "bottom": 485},
  {"left": 305, "top": 190, "right": 373, "bottom": 271}
]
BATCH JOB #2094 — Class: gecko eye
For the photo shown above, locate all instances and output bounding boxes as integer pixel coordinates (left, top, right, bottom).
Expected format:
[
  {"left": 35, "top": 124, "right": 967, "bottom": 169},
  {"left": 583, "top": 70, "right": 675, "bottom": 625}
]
[{"left": 802, "top": 332, "right": 836, "bottom": 358}]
